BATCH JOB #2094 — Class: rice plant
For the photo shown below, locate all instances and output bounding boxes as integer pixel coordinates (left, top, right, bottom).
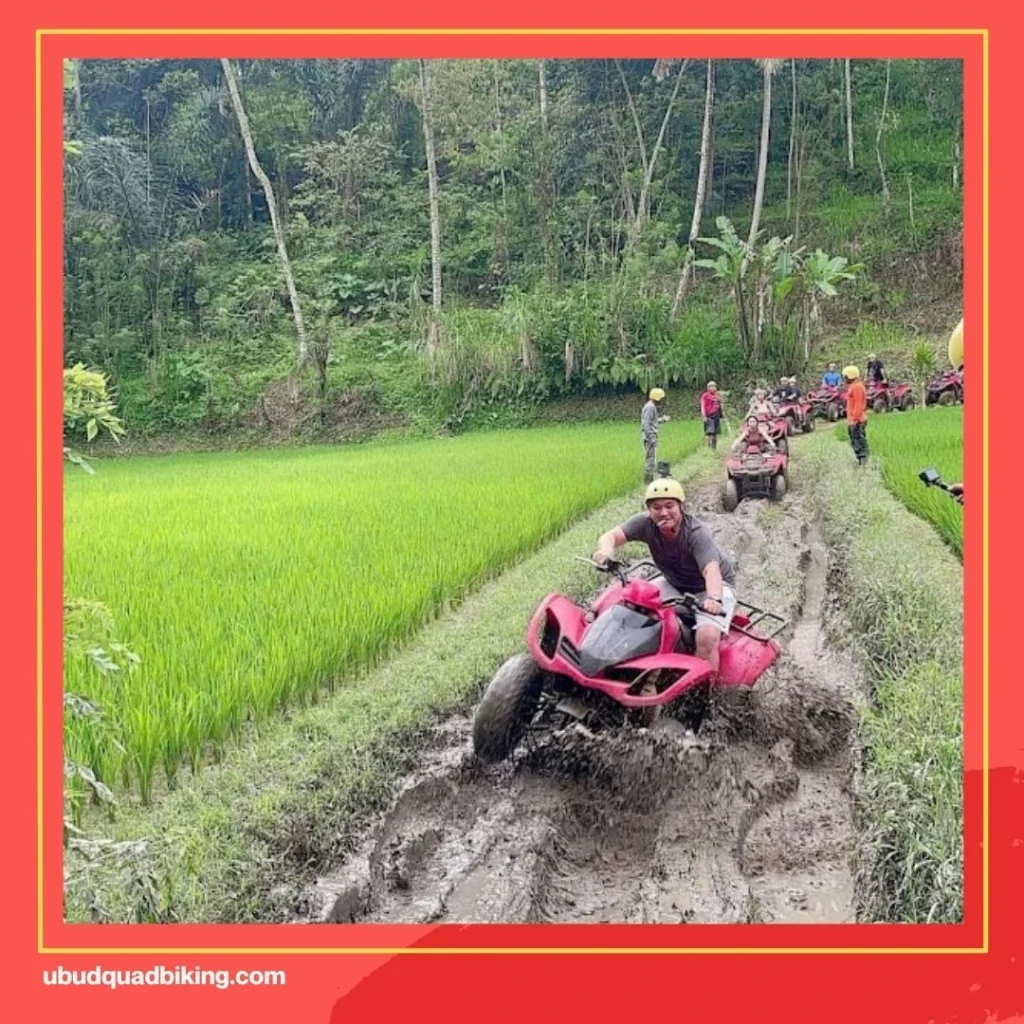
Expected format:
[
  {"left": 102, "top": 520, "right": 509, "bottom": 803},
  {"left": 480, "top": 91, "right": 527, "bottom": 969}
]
[
  {"left": 839, "top": 406, "right": 963, "bottom": 557},
  {"left": 64, "top": 421, "right": 702, "bottom": 800}
]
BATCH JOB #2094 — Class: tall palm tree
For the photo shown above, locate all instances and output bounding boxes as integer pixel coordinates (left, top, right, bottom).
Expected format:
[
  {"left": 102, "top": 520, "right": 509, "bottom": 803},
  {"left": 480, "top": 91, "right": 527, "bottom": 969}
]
[{"left": 748, "top": 58, "right": 784, "bottom": 252}]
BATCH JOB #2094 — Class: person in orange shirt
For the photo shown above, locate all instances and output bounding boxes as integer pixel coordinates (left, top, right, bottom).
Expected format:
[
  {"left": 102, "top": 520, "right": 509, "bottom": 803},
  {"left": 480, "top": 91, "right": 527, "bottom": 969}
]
[{"left": 843, "top": 365, "right": 869, "bottom": 466}]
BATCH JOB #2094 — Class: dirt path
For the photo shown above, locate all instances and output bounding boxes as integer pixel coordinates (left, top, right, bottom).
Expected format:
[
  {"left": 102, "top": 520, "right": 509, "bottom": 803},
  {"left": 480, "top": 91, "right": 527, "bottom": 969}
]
[{"left": 301, "top": 458, "right": 864, "bottom": 926}]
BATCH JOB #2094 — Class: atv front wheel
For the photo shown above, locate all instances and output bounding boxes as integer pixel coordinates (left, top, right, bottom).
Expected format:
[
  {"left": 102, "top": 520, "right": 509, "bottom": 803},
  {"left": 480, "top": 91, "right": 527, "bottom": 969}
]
[
  {"left": 872, "top": 396, "right": 888, "bottom": 414},
  {"left": 473, "top": 653, "right": 544, "bottom": 763},
  {"left": 900, "top": 394, "right": 916, "bottom": 411},
  {"left": 777, "top": 435, "right": 789, "bottom": 455},
  {"left": 771, "top": 473, "right": 787, "bottom": 500},
  {"left": 802, "top": 415, "right": 815, "bottom": 433},
  {"left": 722, "top": 478, "right": 740, "bottom": 512},
  {"left": 938, "top": 390, "right": 956, "bottom": 406},
  {"left": 827, "top": 403, "right": 840, "bottom": 422}
]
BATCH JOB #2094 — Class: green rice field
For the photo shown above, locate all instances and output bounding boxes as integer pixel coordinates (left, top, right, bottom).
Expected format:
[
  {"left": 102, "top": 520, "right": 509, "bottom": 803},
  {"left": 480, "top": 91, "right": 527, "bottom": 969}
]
[
  {"left": 840, "top": 406, "right": 963, "bottom": 557},
  {"left": 64, "top": 421, "right": 702, "bottom": 801}
]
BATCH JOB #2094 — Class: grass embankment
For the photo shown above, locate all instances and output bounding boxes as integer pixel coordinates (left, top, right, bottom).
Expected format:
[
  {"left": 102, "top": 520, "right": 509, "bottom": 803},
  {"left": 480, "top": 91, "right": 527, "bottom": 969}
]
[{"left": 801, "top": 435, "right": 963, "bottom": 923}]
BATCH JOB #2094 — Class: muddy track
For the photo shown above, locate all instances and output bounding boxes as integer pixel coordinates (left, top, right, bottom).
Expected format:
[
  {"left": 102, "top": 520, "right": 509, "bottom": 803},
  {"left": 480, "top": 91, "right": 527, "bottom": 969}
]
[{"left": 300, "top": 462, "right": 864, "bottom": 926}]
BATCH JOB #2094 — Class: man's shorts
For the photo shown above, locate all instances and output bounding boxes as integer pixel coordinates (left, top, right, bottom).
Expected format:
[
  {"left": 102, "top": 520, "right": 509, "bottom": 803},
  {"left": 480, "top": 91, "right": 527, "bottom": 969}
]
[{"left": 652, "top": 576, "right": 737, "bottom": 634}]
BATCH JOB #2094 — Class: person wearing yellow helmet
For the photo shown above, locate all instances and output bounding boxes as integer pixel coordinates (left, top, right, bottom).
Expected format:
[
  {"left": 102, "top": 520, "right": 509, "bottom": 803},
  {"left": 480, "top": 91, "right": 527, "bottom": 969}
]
[
  {"left": 843, "top": 365, "right": 869, "bottom": 466},
  {"left": 641, "top": 387, "right": 670, "bottom": 484},
  {"left": 592, "top": 476, "right": 737, "bottom": 675}
]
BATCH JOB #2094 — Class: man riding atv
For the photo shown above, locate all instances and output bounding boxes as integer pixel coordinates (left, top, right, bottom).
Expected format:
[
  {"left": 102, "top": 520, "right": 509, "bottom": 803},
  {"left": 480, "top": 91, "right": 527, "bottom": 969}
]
[
  {"left": 593, "top": 477, "right": 736, "bottom": 677},
  {"left": 821, "top": 362, "right": 842, "bottom": 388}
]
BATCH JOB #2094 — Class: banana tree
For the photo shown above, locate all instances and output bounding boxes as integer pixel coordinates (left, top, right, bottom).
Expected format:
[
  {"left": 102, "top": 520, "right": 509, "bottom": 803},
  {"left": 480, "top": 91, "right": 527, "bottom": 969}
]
[
  {"left": 695, "top": 216, "right": 755, "bottom": 358},
  {"left": 800, "top": 250, "right": 863, "bottom": 360}
]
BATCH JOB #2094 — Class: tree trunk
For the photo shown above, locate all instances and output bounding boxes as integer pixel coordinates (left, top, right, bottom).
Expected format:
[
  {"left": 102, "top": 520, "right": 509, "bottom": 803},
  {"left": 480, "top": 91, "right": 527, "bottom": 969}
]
[
  {"left": 536, "top": 61, "right": 558, "bottom": 287},
  {"left": 493, "top": 61, "right": 510, "bottom": 281},
  {"left": 419, "top": 59, "right": 443, "bottom": 365},
  {"left": 220, "top": 58, "right": 309, "bottom": 371},
  {"left": 671, "top": 59, "right": 714, "bottom": 317},
  {"left": 747, "top": 60, "right": 776, "bottom": 251},
  {"left": 615, "top": 60, "right": 649, "bottom": 207},
  {"left": 626, "top": 60, "right": 688, "bottom": 253},
  {"left": 243, "top": 157, "right": 253, "bottom": 230},
  {"left": 876, "top": 59, "right": 892, "bottom": 207},
  {"left": 538, "top": 59, "right": 549, "bottom": 131},
  {"left": 845, "top": 59, "right": 855, "bottom": 170},
  {"left": 787, "top": 59, "right": 797, "bottom": 219}
]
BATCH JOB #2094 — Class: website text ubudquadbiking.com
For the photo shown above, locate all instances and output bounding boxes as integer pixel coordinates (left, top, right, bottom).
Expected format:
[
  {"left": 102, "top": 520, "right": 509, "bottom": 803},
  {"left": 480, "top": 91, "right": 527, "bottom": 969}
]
[{"left": 42, "top": 965, "right": 286, "bottom": 990}]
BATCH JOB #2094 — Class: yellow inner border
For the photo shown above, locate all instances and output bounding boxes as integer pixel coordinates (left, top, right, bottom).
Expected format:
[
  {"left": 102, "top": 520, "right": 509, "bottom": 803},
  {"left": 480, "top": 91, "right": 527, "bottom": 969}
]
[{"left": 37, "top": 25, "right": 983, "bottom": 950}]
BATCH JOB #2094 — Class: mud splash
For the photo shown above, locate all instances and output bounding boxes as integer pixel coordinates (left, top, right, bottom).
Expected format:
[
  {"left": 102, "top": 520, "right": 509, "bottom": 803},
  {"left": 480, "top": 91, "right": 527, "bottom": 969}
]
[{"left": 300, "top": 474, "right": 863, "bottom": 926}]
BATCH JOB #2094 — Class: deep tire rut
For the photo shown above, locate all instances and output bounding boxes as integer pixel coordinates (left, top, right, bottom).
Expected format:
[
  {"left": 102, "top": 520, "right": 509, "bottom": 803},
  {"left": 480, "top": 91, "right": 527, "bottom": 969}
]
[{"left": 301, "top": 457, "right": 863, "bottom": 926}]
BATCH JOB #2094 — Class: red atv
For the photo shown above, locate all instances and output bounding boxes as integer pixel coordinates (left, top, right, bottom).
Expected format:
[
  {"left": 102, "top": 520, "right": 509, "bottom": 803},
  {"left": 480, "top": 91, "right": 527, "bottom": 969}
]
[
  {"left": 754, "top": 411, "right": 790, "bottom": 454},
  {"left": 925, "top": 368, "right": 964, "bottom": 406},
  {"left": 867, "top": 379, "right": 916, "bottom": 413},
  {"left": 775, "top": 397, "right": 815, "bottom": 435},
  {"left": 472, "top": 558, "right": 787, "bottom": 762},
  {"left": 722, "top": 442, "right": 789, "bottom": 511},
  {"left": 808, "top": 384, "right": 846, "bottom": 422}
]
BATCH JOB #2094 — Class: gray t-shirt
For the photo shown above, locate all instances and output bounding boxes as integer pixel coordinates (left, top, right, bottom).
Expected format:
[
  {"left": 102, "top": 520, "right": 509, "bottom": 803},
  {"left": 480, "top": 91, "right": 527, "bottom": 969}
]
[
  {"left": 641, "top": 400, "right": 658, "bottom": 440},
  {"left": 621, "top": 512, "right": 736, "bottom": 594}
]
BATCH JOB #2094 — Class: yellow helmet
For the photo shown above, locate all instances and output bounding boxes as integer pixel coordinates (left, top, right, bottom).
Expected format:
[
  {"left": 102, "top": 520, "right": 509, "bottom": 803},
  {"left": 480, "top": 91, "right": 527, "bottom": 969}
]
[
  {"left": 644, "top": 477, "right": 685, "bottom": 505},
  {"left": 842, "top": 365, "right": 860, "bottom": 380},
  {"left": 948, "top": 317, "right": 963, "bottom": 367},
  {"left": 649, "top": 387, "right": 666, "bottom": 402}
]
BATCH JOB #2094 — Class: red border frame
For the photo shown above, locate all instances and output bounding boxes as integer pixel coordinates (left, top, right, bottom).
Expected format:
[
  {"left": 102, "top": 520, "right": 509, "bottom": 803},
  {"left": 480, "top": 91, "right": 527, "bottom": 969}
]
[{"left": 9, "top": 3, "right": 1020, "bottom": 1021}]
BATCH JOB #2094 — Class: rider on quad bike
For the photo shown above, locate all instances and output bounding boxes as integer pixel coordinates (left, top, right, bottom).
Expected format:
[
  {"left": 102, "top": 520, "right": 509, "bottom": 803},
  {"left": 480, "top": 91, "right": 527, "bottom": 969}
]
[
  {"left": 593, "top": 477, "right": 737, "bottom": 676},
  {"left": 731, "top": 414, "right": 778, "bottom": 456},
  {"left": 747, "top": 388, "right": 776, "bottom": 419}
]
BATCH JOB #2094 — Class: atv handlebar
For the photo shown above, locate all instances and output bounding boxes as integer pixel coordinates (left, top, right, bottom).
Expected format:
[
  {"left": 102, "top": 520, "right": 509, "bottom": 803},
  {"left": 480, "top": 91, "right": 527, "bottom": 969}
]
[
  {"left": 919, "top": 467, "right": 964, "bottom": 504},
  {"left": 577, "top": 557, "right": 727, "bottom": 617}
]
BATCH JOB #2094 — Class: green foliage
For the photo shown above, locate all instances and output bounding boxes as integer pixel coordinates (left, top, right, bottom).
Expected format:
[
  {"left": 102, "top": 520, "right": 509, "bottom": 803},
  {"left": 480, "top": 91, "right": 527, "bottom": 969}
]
[{"left": 62, "top": 58, "right": 961, "bottom": 438}]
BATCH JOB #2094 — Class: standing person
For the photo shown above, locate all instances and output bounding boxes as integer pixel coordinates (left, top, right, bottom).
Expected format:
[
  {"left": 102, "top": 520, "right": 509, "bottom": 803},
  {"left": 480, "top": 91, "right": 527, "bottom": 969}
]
[
  {"left": 699, "top": 381, "right": 722, "bottom": 449},
  {"left": 843, "top": 365, "right": 869, "bottom": 466},
  {"left": 866, "top": 353, "right": 887, "bottom": 383},
  {"left": 641, "top": 387, "right": 670, "bottom": 484},
  {"left": 822, "top": 362, "right": 842, "bottom": 388},
  {"left": 592, "top": 477, "right": 737, "bottom": 676}
]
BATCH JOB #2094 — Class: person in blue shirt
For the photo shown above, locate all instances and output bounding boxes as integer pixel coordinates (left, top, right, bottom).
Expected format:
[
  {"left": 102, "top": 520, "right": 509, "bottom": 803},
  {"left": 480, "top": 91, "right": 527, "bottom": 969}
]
[{"left": 821, "top": 362, "right": 842, "bottom": 388}]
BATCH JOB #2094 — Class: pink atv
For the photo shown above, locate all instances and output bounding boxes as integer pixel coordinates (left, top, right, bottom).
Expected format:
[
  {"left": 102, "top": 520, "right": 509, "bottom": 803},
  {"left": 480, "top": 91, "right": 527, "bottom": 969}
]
[
  {"left": 808, "top": 384, "right": 847, "bottom": 422},
  {"left": 867, "top": 379, "right": 916, "bottom": 413},
  {"left": 925, "top": 368, "right": 964, "bottom": 406},
  {"left": 472, "top": 558, "right": 786, "bottom": 762},
  {"left": 775, "top": 397, "right": 815, "bottom": 435},
  {"left": 755, "top": 411, "right": 790, "bottom": 454},
  {"left": 722, "top": 444, "right": 789, "bottom": 511}
]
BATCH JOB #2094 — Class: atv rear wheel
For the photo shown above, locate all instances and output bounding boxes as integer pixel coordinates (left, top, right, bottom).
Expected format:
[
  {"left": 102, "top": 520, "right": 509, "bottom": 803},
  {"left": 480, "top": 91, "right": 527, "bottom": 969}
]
[
  {"left": 827, "top": 403, "right": 840, "bottom": 422},
  {"left": 900, "top": 394, "right": 916, "bottom": 411},
  {"left": 872, "top": 396, "right": 888, "bottom": 414},
  {"left": 938, "top": 390, "right": 956, "bottom": 406},
  {"left": 771, "top": 473, "right": 787, "bottom": 500},
  {"left": 722, "top": 478, "right": 740, "bottom": 512},
  {"left": 803, "top": 415, "right": 815, "bottom": 433},
  {"left": 473, "top": 653, "right": 544, "bottom": 763}
]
